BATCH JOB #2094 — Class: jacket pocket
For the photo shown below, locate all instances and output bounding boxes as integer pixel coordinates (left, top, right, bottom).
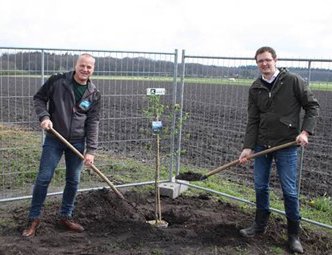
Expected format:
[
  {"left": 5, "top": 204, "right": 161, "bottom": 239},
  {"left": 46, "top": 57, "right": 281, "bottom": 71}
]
[
  {"left": 71, "top": 112, "right": 87, "bottom": 139},
  {"left": 279, "top": 117, "right": 298, "bottom": 129}
]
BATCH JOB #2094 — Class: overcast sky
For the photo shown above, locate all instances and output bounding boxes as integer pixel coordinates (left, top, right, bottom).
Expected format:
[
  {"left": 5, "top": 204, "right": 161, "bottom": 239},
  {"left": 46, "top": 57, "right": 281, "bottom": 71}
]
[{"left": 1, "top": 0, "right": 331, "bottom": 59}]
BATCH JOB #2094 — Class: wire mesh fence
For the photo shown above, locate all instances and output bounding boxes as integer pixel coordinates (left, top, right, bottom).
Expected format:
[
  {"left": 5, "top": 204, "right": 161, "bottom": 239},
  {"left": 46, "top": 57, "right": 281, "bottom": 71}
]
[
  {"left": 0, "top": 47, "right": 331, "bottom": 204},
  {"left": 179, "top": 52, "right": 332, "bottom": 199},
  {"left": 0, "top": 47, "right": 178, "bottom": 199}
]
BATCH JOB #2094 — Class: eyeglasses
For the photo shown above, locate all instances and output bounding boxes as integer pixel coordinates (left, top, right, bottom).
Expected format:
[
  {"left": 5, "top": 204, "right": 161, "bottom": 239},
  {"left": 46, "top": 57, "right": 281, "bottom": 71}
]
[{"left": 257, "top": 58, "right": 274, "bottom": 64}]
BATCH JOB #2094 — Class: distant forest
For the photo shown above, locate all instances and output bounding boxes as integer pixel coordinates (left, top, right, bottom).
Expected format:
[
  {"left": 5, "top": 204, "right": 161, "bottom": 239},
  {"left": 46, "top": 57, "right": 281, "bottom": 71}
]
[{"left": 0, "top": 52, "right": 331, "bottom": 81}]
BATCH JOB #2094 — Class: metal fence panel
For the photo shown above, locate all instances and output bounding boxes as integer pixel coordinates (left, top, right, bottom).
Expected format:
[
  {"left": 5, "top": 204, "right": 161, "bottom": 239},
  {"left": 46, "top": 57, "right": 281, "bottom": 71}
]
[
  {"left": 0, "top": 47, "right": 178, "bottom": 200},
  {"left": 179, "top": 52, "right": 332, "bottom": 198}
]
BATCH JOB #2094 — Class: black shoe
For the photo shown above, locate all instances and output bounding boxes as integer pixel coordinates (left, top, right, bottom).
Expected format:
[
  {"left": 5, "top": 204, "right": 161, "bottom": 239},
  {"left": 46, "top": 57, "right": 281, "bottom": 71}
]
[
  {"left": 240, "top": 209, "right": 270, "bottom": 238},
  {"left": 240, "top": 222, "right": 266, "bottom": 237},
  {"left": 287, "top": 218, "right": 303, "bottom": 254}
]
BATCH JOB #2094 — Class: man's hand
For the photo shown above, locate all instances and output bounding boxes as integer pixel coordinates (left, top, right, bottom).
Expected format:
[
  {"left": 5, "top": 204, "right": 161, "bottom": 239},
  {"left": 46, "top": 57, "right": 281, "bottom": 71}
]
[
  {"left": 239, "top": 148, "right": 253, "bottom": 164},
  {"left": 84, "top": 153, "right": 95, "bottom": 167},
  {"left": 296, "top": 130, "right": 309, "bottom": 146},
  {"left": 40, "top": 119, "right": 52, "bottom": 130}
]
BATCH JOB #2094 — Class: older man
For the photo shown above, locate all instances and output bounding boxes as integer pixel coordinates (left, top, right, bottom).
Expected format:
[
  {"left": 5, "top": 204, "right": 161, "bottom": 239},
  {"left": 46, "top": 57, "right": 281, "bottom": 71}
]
[{"left": 22, "top": 53, "right": 101, "bottom": 237}]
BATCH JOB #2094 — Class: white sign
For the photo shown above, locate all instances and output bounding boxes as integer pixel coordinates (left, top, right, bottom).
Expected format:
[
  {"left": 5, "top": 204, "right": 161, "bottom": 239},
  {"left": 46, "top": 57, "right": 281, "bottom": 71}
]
[{"left": 146, "top": 88, "right": 166, "bottom": 95}]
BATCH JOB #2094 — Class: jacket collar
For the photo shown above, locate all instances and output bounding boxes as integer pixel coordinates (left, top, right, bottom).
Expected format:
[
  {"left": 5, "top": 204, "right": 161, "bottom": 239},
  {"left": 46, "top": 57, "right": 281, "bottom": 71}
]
[
  {"left": 65, "top": 71, "right": 96, "bottom": 92},
  {"left": 252, "top": 67, "right": 288, "bottom": 89},
  {"left": 262, "top": 69, "right": 280, "bottom": 83}
]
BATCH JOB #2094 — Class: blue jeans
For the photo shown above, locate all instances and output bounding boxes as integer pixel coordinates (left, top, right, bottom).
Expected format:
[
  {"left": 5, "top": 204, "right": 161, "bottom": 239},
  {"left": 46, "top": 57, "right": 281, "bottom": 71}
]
[
  {"left": 254, "top": 145, "right": 300, "bottom": 221},
  {"left": 28, "top": 135, "right": 84, "bottom": 219}
]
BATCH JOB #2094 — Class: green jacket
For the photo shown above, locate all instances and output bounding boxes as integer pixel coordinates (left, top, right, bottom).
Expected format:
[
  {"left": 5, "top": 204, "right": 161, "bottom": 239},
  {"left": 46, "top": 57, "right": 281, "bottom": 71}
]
[{"left": 243, "top": 68, "right": 320, "bottom": 149}]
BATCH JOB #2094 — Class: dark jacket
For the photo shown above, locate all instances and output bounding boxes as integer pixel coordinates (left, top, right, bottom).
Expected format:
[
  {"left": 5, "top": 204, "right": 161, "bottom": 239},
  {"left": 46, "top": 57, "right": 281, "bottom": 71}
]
[
  {"left": 34, "top": 71, "right": 101, "bottom": 154},
  {"left": 243, "top": 68, "right": 320, "bottom": 149}
]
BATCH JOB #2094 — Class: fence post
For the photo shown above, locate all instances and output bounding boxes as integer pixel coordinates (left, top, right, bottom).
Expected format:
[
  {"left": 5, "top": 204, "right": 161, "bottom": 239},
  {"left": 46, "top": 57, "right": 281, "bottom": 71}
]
[
  {"left": 175, "top": 49, "right": 186, "bottom": 176},
  {"left": 168, "top": 49, "right": 178, "bottom": 181}
]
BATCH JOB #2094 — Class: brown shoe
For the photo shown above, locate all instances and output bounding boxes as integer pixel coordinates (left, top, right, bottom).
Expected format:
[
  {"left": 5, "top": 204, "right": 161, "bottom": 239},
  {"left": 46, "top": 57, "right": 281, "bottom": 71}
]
[
  {"left": 58, "top": 219, "right": 84, "bottom": 233},
  {"left": 22, "top": 219, "right": 40, "bottom": 237}
]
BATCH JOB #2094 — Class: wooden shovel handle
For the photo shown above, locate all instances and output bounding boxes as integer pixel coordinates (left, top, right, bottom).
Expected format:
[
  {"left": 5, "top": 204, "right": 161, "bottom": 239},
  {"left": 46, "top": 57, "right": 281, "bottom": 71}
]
[
  {"left": 205, "top": 141, "right": 298, "bottom": 178},
  {"left": 49, "top": 127, "right": 125, "bottom": 200}
]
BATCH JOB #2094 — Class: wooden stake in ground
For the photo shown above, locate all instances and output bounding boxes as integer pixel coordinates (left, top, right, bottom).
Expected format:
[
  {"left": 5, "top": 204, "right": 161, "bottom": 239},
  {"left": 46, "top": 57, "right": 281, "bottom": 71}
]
[
  {"left": 150, "top": 118, "right": 167, "bottom": 227},
  {"left": 146, "top": 96, "right": 168, "bottom": 228},
  {"left": 154, "top": 132, "right": 162, "bottom": 223}
]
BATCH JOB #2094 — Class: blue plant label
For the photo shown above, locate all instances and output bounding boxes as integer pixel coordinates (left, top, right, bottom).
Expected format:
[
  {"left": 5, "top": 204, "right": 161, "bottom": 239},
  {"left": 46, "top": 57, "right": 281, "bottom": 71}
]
[{"left": 152, "top": 121, "right": 163, "bottom": 134}]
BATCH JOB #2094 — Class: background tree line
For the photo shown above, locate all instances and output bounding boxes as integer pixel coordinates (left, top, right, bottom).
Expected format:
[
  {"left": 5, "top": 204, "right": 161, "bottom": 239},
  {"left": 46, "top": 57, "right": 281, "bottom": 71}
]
[{"left": 0, "top": 51, "right": 331, "bottom": 81}]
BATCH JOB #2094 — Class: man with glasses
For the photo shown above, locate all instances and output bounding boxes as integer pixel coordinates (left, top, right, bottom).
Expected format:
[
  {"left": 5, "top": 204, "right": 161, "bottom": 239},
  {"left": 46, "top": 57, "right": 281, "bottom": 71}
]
[{"left": 238, "top": 46, "right": 320, "bottom": 253}]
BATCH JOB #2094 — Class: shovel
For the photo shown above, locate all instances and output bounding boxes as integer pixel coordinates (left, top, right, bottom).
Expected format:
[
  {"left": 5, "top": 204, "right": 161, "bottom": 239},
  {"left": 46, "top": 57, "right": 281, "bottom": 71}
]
[
  {"left": 49, "top": 127, "right": 125, "bottom": 200},
  {"left": 175, "top": 141, "right": 298, "bottom": 181}
]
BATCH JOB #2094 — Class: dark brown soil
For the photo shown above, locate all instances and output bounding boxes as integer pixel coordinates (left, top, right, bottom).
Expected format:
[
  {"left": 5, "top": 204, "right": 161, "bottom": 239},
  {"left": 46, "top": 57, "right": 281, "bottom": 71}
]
[
  {"left": 0, "top": 188, "right": 331, "bottom": 255},
  {"left": 175, "top": 171, "right": 206, "bottom": 181}
]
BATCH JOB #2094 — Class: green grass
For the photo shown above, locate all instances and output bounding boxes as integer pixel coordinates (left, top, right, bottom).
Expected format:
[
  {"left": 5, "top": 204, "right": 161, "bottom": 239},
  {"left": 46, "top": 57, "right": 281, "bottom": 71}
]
[
  {"left": 269, "top": 246, "right": 285, "bottom": 255},
  {"left": 301, "top": 194, "right": 332, "bottom": 225},
  {"left": 0, "top": 124, "right": 70, "bottom": 187},
  {"left": 308, "top": 194, "right": 332, "bottom": 212}
]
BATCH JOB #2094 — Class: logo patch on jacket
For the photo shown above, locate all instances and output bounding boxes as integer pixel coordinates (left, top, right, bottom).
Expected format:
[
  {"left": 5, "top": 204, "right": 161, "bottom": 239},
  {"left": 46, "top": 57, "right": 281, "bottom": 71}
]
[{"left": 79, "top": 100, "right": 91, "bottom": 111}]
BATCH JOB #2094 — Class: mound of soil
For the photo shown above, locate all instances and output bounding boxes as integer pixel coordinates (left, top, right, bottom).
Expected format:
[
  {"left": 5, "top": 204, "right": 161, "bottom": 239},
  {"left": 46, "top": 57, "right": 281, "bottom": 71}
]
[
  {"left": 175, "top": 171, "right": 206, "bottom": 181},
  {"left": 0, "top": 189, "right": 331, "bottom": 255}
]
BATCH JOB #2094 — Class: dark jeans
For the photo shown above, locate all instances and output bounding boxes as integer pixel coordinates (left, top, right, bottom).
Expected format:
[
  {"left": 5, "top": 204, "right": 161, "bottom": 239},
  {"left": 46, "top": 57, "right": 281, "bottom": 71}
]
[
  {"left": 254, "top": 145, "right": 300, "bottom": 221},
  {"left": 28, "top": 135, "right": 84, "bottom": 219}
]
